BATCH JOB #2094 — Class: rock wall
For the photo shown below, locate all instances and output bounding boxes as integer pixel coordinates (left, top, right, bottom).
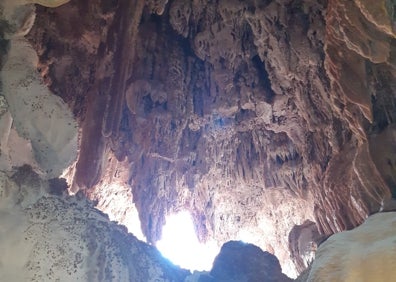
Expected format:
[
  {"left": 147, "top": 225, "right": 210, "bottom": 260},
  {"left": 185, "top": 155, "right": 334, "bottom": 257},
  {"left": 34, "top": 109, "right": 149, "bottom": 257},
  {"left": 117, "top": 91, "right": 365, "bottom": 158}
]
[
  {"left": 0, "top": 0, "right": 78, "bottom": 178},
  {"left": 25, "top": 0, "right": 396, "bottom": 277},
  {"left": 0, "top": 2, "right": 190, "bottom": 281},
  {"left": 304, "top": 212, "right": 396, "bottom": 282},
  {"left": 315, "top": 0, "right": 396, "bottom": 235},
  {"left": 206, "top": 241, "right": 293, "bottom": 282},
  {"left": 0, "top": 166, "right": 190, "bottom": 281}
]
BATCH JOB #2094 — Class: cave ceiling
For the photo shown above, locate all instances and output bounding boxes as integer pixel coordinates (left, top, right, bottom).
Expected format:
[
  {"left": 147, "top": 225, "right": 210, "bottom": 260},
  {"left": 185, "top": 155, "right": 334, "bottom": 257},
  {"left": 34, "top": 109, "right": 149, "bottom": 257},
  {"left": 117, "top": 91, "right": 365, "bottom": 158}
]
[{"left": 18, "top": 0, "right": 396, "bottom": 277}]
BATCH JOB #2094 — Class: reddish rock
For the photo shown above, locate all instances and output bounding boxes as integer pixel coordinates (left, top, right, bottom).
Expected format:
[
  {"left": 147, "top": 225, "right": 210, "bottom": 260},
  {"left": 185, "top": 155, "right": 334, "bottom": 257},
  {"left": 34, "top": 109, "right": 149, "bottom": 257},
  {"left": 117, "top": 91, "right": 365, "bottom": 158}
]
[{"left": 26, "top": 0, "right": 396, "bottom": 276}]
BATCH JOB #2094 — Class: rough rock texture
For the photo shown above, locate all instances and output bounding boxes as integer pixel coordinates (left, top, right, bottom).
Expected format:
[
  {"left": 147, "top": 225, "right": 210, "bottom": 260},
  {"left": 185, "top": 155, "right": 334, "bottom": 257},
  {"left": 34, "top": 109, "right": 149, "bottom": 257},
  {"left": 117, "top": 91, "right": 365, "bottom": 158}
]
[
  {"left": 304, "top": 212, "right": 396, "bottom": 282},
  {"left": 202, "top": 241, "right": 292, "bottom": 282},
  {"left": 0, "top": 3, "right": 190, "bottom": 281},
  {"left": 0, "top": 0, "right": 78, "bottom": 178},
  {"left": 79, "top": 154, "right": 147, "bottom": 241},
  {"left": 0, "top": 166, "right": 190, "bottom": 282},
  {"left": 315, "top": 0, "right": 396, "bottom": 235},
  {"left": 26, "top": 0, "right": 396, "bottom": 277},
  {"left": 288, "top": 220, "right": 323, "bottom": 274}
]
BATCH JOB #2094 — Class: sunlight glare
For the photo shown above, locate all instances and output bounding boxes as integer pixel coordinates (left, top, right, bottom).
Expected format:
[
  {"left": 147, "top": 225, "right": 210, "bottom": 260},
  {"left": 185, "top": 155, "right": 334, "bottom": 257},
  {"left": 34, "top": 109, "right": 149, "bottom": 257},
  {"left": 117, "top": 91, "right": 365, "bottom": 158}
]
[{"left": 156, "top": 211, "right": 220, "bottom": 271}]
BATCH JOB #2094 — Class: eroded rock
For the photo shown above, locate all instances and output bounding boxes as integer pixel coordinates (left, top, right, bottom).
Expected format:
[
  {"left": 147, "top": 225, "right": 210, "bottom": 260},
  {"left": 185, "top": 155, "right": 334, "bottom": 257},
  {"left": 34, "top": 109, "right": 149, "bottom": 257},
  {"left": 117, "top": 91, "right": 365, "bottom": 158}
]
[
  {"left": 25, "top": 0, "right": 396, "bottom": 277},
  {"left": 0, "top": 0, "right": 78, "bottom": 178},
  {"left": 305, "top": 212, "right": 396, "bottom": 282},
  {"left": 0, "top": 167, "right": 190, "bottom": 281}
]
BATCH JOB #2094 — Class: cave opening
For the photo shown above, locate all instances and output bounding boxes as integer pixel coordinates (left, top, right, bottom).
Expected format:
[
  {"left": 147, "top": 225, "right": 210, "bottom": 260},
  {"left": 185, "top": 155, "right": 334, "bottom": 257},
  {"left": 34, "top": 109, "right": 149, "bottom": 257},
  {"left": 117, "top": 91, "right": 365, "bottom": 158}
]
[{"left": 156, "top": 211, "right": 220, "bottom": 271}]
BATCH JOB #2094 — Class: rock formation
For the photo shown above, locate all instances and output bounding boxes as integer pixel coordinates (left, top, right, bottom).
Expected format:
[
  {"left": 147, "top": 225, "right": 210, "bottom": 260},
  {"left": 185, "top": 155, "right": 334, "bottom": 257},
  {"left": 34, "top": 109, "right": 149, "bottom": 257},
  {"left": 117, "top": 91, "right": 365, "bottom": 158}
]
[
  {"left": 205, "top": 241, "right": 293, "bottom": 282},
  {"left": 304, "top": 212, "right": 396, "bottom": 282},
  {"left": 0, "top": 2, "right": 189, "bottom": 281},
  {"left": 288, "top": 220, "right": 323, "bottom": 274},
  {"left": 1, "top": 0, "right": 78, "bottom": 178},
  {"left": 0, "top": 0, "right": 394, "bottom": 279},
  {"left": 0, "top": 166, "right": 190, "bottom": 281}
]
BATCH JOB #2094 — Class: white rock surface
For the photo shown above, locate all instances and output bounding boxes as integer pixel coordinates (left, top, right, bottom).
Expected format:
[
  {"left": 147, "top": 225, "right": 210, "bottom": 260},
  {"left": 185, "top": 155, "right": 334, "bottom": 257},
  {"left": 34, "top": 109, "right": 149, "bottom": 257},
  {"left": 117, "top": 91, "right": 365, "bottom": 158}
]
[
  {"left": 307, "top": 212, "right": 396, "bottom": 282},
  {"left": 0, "top": 169, "right": 189, "bottom": 281},
  {"left": 0, "top": 111, "right": 41, "bottom": 172},
  {"left": 0, "top": 0, "right": 78, "bottom": 178}
]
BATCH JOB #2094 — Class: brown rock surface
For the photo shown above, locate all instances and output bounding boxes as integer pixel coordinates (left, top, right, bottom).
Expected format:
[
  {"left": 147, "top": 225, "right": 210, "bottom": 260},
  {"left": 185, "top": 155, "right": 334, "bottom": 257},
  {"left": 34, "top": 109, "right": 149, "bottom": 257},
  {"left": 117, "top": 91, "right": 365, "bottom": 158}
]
[{"left": 26, "top": 0, "right": 396, "bottom": 277}]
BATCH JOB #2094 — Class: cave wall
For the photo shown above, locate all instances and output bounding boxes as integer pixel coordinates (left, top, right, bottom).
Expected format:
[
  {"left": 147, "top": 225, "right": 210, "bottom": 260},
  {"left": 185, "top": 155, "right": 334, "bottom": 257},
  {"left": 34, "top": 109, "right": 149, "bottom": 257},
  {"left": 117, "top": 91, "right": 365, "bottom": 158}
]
[
  {"left": 0, "top": 167, "right": 190, "bottom": 281},
  {"left": 0, "top": 2, "right": 189, "bottom": 280},
  {"left": 26, "top": 0, "right": 396, "bottom": 276},
  {"left": 0, "top": 0, "right": 78, "bottom": 178},
  {"left": 305, "top": 212, "right": 396, "bottom": 282}
]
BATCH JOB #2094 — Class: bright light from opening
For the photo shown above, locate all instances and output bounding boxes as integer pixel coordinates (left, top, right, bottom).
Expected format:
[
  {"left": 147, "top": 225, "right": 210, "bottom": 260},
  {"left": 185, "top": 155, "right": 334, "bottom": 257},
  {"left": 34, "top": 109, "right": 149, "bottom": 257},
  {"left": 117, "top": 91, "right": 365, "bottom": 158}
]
[
  {"left": 156, "top": 211, "right": 220, "bottom": 271},
  {"left": 237, "top": 229, "right": 257, "bottom": 244}
]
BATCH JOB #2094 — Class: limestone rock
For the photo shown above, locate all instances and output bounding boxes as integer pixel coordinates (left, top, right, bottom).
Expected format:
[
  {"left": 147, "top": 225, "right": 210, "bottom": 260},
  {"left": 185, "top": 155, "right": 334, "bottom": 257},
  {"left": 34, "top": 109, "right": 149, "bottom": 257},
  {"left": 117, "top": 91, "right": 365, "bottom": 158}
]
[
  {"left": 288, "top": 220, "right": 323, "bottom": 274},
  {"left": 0, "top": 0, "right": 78, "bottom": 178},
  {"left": 0, "top": 167, "right": 190, "bottom": 282},
  {"left": 0, "top": 95, "right": 8, "bottom": 116},
  {"left": 25, "top": 0, "right": 396, "bottom": 277},
  {"left": 305, "top": 212, "right": 396, "bottom": 282}
]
